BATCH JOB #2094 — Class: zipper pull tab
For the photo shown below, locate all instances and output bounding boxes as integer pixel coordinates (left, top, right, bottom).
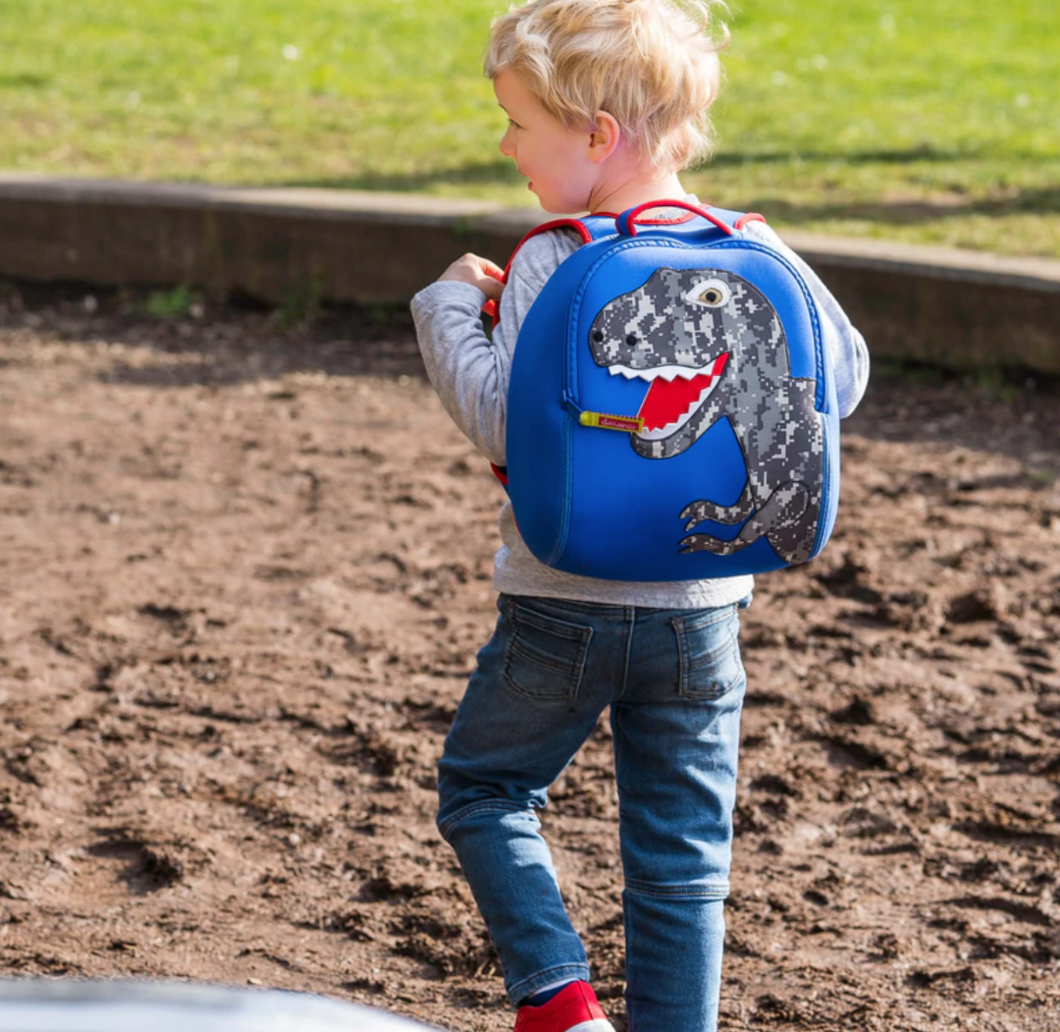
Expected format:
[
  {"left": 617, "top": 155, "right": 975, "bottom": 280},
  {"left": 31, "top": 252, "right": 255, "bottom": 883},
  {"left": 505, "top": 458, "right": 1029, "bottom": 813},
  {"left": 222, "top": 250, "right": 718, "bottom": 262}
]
[{"left": 579, "top": 411, "right": 645, "bottom": 434}]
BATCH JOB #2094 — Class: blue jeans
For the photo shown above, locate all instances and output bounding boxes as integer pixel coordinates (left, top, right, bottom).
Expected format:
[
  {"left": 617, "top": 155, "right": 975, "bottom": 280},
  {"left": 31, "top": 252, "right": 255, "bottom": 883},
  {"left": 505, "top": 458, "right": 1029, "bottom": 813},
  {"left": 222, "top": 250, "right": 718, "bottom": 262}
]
[{"left": 436, "top": 593, "right": 749, "bottom": 1032}]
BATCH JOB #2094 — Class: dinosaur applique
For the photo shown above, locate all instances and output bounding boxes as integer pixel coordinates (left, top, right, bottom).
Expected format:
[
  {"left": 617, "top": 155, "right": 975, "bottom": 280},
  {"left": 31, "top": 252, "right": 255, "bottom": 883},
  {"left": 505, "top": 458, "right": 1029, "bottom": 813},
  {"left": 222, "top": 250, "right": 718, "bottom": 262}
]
[{"left": 588, "top": 267, "right": 824, "bottom": 563}]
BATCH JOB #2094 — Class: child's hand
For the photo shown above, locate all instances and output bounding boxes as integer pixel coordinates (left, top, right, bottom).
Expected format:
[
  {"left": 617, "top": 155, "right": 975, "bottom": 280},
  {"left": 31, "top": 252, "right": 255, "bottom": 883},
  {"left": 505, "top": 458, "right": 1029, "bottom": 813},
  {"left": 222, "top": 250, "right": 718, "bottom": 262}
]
[{"left": 439, "top": 253, "right": 505, "bottom": 302}]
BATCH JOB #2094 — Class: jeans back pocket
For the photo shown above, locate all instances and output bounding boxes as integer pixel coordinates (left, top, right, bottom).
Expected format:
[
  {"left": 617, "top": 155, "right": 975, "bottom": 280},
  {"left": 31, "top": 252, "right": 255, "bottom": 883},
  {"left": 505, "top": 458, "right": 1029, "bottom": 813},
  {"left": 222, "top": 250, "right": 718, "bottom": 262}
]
[
  {"left": 502, "top": 598, "right": 593, "bottom": 702},
  {"left": 672, "top": 607, "right": 744, "bottom": 701}
]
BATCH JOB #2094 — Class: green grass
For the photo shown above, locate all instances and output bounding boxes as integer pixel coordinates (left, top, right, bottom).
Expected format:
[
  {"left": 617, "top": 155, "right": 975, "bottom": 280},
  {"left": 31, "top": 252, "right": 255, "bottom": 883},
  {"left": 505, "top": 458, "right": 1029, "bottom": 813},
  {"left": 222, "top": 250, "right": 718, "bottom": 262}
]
[{"left": 2, "top": 0, "right": 1058, "bottom": 256}]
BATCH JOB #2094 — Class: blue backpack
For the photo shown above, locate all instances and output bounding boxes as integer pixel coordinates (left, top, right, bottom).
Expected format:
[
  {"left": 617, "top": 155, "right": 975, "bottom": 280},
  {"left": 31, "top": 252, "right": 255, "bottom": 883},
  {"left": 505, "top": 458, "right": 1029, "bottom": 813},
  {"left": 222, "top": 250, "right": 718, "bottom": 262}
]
[{"left": 494, "top": 200, "right": 840, "bottom": 582}]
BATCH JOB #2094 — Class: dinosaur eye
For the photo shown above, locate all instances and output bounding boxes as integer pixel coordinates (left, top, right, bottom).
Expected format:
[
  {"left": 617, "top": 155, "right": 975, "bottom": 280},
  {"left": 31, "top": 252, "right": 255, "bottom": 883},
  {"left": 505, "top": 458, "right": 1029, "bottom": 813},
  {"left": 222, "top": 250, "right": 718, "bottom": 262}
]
[
  {"left": 684, "top": 278, "right": 731, "bottom": 308},
  {"left": 626, "top": 334, "right": 638, "bottom": 346},
  {"left": 592, "top": 330, "right": 604, "bottom": 343}
]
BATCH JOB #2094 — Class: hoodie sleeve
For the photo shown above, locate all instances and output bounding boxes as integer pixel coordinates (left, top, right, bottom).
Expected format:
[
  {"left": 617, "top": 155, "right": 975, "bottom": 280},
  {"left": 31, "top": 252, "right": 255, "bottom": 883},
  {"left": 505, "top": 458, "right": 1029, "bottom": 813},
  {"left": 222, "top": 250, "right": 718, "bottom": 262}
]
[{"left": 409, "top": 230, "right": 582, "bottom": 466}]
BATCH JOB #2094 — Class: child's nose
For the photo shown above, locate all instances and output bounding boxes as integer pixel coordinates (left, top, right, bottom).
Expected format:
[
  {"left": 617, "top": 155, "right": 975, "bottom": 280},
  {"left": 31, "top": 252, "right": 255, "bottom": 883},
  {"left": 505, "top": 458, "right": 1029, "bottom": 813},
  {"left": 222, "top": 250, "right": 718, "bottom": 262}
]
[{"left": 499, "top": 130, "right": 514, "bottom": 158}]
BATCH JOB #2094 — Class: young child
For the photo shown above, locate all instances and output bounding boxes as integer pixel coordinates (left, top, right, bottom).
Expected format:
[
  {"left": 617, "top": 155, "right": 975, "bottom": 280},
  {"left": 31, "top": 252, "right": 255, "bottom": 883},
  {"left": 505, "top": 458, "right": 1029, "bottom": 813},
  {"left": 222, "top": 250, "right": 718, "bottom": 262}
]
[{"left": 411, "top": 2, "right": 869, "bottom": 1030}]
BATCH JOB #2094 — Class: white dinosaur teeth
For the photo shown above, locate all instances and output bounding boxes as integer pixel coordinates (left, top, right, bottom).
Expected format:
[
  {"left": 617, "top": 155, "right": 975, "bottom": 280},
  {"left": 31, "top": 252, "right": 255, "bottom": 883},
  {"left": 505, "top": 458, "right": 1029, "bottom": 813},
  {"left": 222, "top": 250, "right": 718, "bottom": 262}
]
[
  {"left": 607, "top": 363, "right": 712, "bottom": 382},
  {"left": 636, "top": 379, "right": 723, "bottom": 440}
]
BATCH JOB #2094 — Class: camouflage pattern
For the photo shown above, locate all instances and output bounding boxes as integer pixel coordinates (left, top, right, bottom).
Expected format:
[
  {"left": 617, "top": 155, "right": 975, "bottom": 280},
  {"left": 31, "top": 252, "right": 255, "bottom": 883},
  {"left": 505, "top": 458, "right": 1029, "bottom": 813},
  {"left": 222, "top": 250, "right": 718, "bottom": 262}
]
[{"left": 588, "top": 267, "right": 824, "bottom": 563}]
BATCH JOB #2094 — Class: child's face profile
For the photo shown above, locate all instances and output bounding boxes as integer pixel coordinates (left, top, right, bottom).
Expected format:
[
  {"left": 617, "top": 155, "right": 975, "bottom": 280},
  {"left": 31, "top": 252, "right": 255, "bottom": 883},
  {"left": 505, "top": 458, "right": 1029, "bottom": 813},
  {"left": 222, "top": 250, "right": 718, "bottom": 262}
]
[{"left": 494, "top": 70, "right": 599, "bottom": 214}]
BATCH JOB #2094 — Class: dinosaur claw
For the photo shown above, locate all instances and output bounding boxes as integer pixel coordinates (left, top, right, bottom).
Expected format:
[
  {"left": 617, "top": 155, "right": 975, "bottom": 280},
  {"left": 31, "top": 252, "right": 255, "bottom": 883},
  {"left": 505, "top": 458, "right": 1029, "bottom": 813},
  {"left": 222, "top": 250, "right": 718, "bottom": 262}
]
[{"left": 681, "top": 532, "right": 745, "bottom": 557}]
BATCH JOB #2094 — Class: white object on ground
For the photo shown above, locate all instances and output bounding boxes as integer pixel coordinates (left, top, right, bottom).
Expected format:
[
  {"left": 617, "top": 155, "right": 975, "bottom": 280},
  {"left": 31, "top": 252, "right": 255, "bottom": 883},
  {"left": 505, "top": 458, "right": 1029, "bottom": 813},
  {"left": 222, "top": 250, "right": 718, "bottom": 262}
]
[{"left": 0, "top": 980, "right": 441, "bottom": 1032}]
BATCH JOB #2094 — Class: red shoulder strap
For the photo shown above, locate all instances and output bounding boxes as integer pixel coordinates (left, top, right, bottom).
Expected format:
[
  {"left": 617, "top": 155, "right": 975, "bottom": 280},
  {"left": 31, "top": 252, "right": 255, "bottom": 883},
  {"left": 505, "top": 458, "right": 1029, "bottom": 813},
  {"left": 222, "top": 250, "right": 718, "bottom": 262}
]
[
  {"left": 484, "top": 218, "right": 594, "bottom": 488},
  {"left": 484, "top": 218, "right": 593, "bottom": 326},
  {"left": 503, "top": 218, "right": 594, "bottom": 280}
]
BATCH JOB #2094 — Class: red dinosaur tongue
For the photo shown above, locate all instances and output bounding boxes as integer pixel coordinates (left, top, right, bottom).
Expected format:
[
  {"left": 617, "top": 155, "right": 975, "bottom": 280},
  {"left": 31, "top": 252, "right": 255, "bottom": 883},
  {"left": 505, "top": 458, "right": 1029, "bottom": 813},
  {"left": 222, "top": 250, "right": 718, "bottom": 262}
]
[{"left": 637, "top": 354, "right": 729, "bottom": 432}]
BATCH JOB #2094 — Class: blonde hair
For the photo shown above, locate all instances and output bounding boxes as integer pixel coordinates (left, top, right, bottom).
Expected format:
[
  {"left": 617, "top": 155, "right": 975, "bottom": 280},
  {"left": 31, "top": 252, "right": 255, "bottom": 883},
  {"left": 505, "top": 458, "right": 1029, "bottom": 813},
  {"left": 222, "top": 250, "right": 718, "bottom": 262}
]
[{"left": 485, "top": 0, "right": 728, "bottom": 172}]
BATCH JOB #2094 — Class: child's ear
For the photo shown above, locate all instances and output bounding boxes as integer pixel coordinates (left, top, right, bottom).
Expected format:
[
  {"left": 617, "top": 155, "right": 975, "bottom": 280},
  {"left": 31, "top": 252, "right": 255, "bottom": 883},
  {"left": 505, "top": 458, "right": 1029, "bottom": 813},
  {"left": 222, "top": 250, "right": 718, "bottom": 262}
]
[{"left": 587, "top": 111, "right": 622, "bottom": 164}]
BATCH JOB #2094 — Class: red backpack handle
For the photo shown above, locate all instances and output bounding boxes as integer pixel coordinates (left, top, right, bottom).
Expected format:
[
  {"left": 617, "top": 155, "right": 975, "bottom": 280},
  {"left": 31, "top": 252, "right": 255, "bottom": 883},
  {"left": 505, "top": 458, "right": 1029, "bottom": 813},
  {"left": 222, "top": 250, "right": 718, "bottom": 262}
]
[{"left": 616, "top": 199, "right": 735, "bottom": 238}]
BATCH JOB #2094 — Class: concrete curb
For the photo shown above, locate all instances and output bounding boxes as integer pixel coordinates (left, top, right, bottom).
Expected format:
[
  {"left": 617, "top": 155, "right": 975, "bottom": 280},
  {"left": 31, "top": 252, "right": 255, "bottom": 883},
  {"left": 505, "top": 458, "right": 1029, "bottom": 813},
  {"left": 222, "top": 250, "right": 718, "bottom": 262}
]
[{"left": 1, "top": 173, "right": 1058, "bottom": 372}]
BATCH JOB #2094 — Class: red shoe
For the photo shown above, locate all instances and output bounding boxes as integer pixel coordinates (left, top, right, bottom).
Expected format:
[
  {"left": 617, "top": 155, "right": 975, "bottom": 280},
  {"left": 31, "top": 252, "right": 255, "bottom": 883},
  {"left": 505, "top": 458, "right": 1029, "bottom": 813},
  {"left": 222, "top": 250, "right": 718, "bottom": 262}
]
[{"left": 513, "top": 981, "right": 615, "bottom": 1032}]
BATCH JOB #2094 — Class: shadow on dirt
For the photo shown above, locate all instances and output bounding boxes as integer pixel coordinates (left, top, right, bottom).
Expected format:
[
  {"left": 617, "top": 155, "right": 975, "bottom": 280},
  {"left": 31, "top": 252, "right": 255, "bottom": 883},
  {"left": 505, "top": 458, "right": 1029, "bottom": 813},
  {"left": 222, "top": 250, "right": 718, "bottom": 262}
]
[{"left": 2, "top": 279, "right": 1058, "bottom": 477}]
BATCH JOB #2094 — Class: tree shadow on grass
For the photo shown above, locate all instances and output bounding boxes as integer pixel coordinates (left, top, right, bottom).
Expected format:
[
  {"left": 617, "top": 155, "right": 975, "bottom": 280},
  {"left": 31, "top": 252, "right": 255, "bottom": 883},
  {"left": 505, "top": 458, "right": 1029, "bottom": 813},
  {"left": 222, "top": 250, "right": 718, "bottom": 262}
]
[
  {"left": 282, "top": 152, "right": 1060, "bottom": 229},
  {"left": 281, "top": 146, "right": 988, "bottom": 194},
  {"left": 710, "top": 145, "right": 976, "bottom": 167},
  {"left": 727, "top": 186, "right": 1060, "bottom": 229},
  {"left": 279, "top": 159, "right": 521, "bottom": 195}
]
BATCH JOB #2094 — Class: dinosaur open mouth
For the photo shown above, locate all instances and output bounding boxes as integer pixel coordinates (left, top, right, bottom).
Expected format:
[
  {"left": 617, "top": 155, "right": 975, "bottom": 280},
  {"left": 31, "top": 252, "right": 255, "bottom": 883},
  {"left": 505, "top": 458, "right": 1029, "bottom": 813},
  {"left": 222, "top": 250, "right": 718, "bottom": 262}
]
[{"left": 608, "top": 353, "right": 729, "bottom": 441}]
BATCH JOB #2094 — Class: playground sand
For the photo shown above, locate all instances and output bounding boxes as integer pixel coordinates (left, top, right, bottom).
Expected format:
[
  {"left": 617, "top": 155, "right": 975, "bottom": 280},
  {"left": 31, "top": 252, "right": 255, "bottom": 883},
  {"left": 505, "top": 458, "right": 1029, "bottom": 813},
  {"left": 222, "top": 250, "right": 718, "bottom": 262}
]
[{"left": 0, "top": 288, "right": 1058, "bottom": 1030}]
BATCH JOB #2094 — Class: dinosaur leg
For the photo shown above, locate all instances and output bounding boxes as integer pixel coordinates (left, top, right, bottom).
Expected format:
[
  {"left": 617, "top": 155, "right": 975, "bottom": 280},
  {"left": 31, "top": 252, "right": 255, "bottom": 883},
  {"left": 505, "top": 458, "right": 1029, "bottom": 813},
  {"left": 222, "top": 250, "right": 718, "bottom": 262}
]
[
  {"left": 681, "top": 481, "right": 756, "bottom": 530},
  {"left": 680, "top": 482, "right": 810, "bottom": 557}
]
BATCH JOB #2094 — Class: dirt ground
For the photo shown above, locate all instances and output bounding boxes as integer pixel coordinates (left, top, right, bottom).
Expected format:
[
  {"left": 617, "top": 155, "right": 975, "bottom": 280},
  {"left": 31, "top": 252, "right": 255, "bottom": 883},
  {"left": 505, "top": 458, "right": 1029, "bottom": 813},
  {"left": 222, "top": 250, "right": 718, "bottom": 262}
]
[{"left": 1, "top": 285, "right": 1059, "bottom": 1032}]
